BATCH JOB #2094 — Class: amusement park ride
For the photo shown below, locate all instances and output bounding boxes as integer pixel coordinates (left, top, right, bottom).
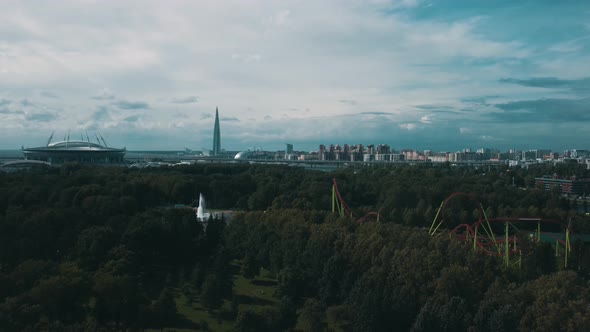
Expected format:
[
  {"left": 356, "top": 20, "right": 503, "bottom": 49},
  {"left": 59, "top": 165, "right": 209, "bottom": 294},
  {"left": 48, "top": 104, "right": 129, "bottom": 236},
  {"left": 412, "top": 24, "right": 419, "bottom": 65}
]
[
  {"left": 332, "top": 178, "right": 384, "bottom": 223},
  {"left": 332, "top": 178, "right": 573, "bottom": 268}
]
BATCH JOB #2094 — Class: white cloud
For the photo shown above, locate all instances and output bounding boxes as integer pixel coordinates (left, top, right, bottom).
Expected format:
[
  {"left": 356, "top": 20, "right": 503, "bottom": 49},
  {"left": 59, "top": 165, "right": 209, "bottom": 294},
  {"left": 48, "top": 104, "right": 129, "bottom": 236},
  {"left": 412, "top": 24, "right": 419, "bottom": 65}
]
[
  {"left": 0, "top": 0, "right": 584, "bottom": 150},
  {"left": 479, "top": 135, "right": 496, "bottom": 141},
  {"left": 269, "top": 9, "right": 291, "bottom": 27},
  {"left": 548, "top": 36, "right": 590, "bottom": 53},
  {"left": 459, "top": 127, "right": 472, "bottom": 134},
  {"left": 420, "top": 114, "right": 433, "bottom": 124},
  {"left": 399, "top": 123, "right": 417, "bottom": 130}
]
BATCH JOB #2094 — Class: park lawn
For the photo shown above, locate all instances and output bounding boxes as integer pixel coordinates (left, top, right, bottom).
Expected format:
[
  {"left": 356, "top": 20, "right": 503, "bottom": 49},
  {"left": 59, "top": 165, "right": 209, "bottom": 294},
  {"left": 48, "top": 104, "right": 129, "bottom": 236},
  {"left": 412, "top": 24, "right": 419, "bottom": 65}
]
[
  {"left": 145, "top": 291, "right": 233, "bottom": 332},
  {"left": 294, "top": 303, "right": 351, "bottom": 331},
  {"left": 148, "top": 267, "right": 280, "bottom": 331},
  {"left": 233, "top": 268, "right": 280, "bottom": 310},
  {"left": 326, "top": 305, "right": 352, "bottom": 331}
]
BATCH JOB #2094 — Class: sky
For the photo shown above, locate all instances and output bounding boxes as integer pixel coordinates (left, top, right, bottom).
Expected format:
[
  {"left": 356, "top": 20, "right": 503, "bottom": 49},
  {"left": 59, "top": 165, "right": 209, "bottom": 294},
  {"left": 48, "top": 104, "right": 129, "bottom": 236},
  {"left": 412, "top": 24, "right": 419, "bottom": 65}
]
[{"left": 0, "top": 0, "right": 589, "bottom": 152}]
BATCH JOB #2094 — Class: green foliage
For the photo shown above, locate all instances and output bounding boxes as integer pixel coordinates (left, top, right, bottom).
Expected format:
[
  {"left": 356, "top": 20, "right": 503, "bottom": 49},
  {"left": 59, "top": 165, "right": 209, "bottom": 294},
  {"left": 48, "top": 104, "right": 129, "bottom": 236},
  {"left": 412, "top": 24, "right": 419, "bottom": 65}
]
[
  {"left": 300, "top": 298, "right": 326, "bottom": 331},
  {"left": 201, "top": 274, "right": 223, "bottom": 312},
  {"left": 1, "top": 162, "right": 590, "bottom": 330},
  {"left": 520, "top": 271, "right": 590, "bottom": 331},
  {"left": 234, "top": 309, "right": 263, "bottom": 332},
  {"left": 151, "top": 287, "right": 177, "bottom": 330},
  {"left": 241, "top": 254, "right": 259, "bottom": 279},
  {"left": 278, "top": 296, "right": 298, "bottom": 330}
]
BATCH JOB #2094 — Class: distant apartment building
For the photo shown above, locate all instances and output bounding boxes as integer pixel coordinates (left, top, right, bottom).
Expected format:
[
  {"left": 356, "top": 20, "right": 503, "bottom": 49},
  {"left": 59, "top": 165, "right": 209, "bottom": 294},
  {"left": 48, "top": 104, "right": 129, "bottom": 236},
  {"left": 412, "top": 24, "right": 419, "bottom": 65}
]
[
  {"left": 319, "top": 145, "right": 326, "bottom": 160},
  {"left": 545, "top": 152, "right": 559, "bottom": 160},
  {"left": 299, "top": 152, "right": 319, "bottom": 161},
  {"left": 402, "top": 149, "right": 424, "bottom": 161},
  {"left": 522, "top": 149, "right": 552, "bottom": 160},
  {"left": 522, "top": 150, "right": 537, "bottom": 161},
  {"left": 476, "top": 148, "right": 498, "bottom": 160},
  {"left": 429, "top": 153, "right": 449, "bottom": 163},
  {"left": 535, "top": 175, "right": 590, "bottom": 196},
  {"left": 450, "top": 150, "right": 481, "bottom": 162},
  {"left": 571, "top": 149, "right": 590, "bottom": 159},
  {"left": 537, "top": 149, "right": 551, "bottom": 159},
  {"left": 376, "top": 144, "right": 390, "bottom": 154},
  {"left": 375, "top": 154, "right": 391, "bottom": 161}
]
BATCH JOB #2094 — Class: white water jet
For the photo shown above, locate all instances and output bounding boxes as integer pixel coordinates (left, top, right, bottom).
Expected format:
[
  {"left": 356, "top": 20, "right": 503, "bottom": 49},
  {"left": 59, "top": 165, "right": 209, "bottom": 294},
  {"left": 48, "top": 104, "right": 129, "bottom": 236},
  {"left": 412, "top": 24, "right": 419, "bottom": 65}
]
[{"left": 196, "top": 193, "right": 210, "bottom": 221}]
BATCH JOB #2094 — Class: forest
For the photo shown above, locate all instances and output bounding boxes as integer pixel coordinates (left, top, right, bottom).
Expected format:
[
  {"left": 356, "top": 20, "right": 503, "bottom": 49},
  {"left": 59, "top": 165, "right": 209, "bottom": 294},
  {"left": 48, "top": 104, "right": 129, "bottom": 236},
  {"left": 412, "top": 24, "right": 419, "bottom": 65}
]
[{"left": 1, "top": 162, "right": 590, "bottom": 331}]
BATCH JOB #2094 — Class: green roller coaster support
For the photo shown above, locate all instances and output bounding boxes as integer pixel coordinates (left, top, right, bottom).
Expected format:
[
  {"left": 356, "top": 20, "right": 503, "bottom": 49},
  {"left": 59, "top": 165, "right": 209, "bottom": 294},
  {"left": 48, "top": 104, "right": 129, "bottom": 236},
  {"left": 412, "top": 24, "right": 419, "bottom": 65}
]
[
  {"left": 555, "top": 240, "right": 559, "bottom": 257},
  {"left": 537, "top": 222, "right": 541, "bottom": 242},
  {"left": 429, "top": 201, "right": 445, "bottom": 235},
  {"left": 480, "top": 203, "right": 501, "bottom": 255},
  {"left": 513, "top": 236, "right": 516, "bottom": 251},
  {"left": 332, "top": 185, "right": 336, "bottom": 213},
  {"left": 504, "top": 222, "right": 509, "bottom": 267},
  {"left": 565, "top": 226, "right": 570, "bottom": 267},
  {"left": 473, "top": 225, "right": 478, "bottom": 251},
  {"left": 332, "top": 185, "right": 345, "bottom": 217}
]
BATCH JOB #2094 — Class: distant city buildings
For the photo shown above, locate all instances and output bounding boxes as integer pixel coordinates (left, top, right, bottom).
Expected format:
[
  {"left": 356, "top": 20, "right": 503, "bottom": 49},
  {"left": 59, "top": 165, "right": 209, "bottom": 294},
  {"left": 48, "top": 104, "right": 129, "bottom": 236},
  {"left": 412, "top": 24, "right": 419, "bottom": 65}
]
[
  {"left": 274, "top": 144, "right": 590, "bottom": 169},
  {"left": 233, "top": 138, "right": 590, "bottom": 171}
]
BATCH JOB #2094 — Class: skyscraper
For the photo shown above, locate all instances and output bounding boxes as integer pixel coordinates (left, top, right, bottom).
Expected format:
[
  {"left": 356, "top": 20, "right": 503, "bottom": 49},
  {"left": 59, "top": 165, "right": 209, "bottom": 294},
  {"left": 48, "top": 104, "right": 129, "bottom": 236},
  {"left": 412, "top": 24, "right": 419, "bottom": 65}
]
[{"left": 212, "top": 107, "right": 221, "bottom": 155}]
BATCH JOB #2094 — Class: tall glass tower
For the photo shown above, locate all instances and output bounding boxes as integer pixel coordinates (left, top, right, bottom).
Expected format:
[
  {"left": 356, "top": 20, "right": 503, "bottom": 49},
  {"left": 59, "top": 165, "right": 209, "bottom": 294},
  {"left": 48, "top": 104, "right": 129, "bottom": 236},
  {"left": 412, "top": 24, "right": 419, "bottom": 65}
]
[{"left": 212, "top": 107, "right": 221, "bottom": 155}]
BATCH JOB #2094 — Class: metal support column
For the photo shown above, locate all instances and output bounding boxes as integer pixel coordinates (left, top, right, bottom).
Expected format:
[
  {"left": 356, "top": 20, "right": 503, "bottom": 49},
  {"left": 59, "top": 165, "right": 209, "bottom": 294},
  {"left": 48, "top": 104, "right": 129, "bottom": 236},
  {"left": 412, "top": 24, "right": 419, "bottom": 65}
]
[{"left": 505, "top": 222, "right": 509, "bottom": 266}]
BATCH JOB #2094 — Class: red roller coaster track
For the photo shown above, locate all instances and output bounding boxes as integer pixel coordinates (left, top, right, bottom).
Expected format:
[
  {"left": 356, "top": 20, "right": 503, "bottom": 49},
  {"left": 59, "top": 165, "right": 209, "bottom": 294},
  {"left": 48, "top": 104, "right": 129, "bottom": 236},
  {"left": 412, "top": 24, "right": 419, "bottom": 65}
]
[{"left": 332, "top": 178, "right": 384, "bottom": 223}]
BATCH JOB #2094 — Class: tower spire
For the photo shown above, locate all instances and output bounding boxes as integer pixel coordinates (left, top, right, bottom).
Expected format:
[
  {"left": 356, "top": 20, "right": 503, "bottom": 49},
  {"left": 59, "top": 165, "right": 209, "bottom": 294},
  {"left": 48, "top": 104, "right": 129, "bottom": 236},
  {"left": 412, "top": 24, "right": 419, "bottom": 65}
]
[{"left": 213, "top": 107, "right": 221, "bottom": 155}]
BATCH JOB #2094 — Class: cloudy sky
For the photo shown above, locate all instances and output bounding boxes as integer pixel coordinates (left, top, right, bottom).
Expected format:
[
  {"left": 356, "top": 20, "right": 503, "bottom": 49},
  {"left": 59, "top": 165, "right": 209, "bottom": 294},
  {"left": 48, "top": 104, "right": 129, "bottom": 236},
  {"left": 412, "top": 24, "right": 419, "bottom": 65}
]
[{"left": 0, "top": 0, "right": 589, "bottom": 152}]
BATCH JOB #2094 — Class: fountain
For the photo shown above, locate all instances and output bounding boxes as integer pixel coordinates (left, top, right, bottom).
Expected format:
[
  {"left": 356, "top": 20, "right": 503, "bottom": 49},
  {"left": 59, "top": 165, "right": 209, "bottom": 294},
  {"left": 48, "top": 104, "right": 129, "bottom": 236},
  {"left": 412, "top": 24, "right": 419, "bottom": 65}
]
[{"left": 196, "top": 193, "right": 210, "bottom": 221}]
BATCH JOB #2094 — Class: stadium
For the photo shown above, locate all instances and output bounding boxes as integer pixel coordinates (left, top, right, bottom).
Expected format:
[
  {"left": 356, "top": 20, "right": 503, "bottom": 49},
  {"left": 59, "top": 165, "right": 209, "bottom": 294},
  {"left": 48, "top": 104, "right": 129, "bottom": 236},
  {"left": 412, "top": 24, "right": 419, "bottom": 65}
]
[{"left": 22, "top": 134, "right": 126, "bottom": 164}]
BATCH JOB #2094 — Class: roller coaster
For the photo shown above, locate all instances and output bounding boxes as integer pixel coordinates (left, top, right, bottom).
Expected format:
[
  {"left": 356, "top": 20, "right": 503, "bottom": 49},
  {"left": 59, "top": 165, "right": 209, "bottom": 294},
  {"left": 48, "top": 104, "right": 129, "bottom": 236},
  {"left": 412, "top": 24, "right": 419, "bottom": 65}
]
[
  {"left": 429, "top": 192, "right": 572, "bottom": 267},
  {"left": 331, "top": 178, "right": 573, "bottom": 267},
  {"left": 331, "top": 178, "right": 383, "bottom": 223}
]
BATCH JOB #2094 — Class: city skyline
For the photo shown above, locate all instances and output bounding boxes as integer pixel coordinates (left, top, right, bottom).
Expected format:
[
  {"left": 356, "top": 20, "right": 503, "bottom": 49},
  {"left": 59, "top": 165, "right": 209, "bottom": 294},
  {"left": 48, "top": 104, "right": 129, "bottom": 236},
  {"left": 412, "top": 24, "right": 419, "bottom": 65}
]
[{"left": 0, "top": 1, "right": 589, "bottom": 151}]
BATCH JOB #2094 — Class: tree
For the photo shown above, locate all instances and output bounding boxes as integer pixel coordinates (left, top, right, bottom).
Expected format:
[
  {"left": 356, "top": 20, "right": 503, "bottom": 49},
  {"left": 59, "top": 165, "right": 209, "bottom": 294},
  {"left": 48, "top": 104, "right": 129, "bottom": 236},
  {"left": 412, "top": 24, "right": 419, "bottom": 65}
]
[
  {"left": 241, "top": 254, "right": 258, "bottom": 279},
  {"left": 201, "top": 274, "right": 222, "bottom": 312},
  {"left": 93, "top": 272, "right": 147, "bottom": 328},
  {"left": 520, "top": 271, "right": 590, "bottom": 332},
  {"left": 152, "top": 287, "right": 177, "bottom": 331},
  {"left": 523, "top": 242, "right": 556, "bottom": 278},
  {"left": 234, "top": 309, "right": 262, "bottom": 332},
  {"left": 28, "top": 263, "right": 89, "bottom": 325},
  {"left": 278, "top": 296, "right": 297, "bottom": 330},
  {"left": 300, "top": 298, "right": 326, "bottom": 332},
  {"left": 76, "top": 226, "right": 116, "bottom": 269},
  {"left": 190, "top": 263, "right": 206, "bottom": 292},
  {"left": 275, "top": 267, "right": 303, "bottom": 299}
]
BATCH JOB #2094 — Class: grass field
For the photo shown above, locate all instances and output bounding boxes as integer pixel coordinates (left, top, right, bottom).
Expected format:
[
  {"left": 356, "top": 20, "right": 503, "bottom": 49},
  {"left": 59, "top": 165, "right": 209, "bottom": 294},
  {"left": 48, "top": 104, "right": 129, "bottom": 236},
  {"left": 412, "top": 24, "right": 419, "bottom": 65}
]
[
  {"left": 147, "top": 266, "right": 279, "bottom": 331},
  {"left": 147, "top": 265, "right": 349, "bottom": 331}
]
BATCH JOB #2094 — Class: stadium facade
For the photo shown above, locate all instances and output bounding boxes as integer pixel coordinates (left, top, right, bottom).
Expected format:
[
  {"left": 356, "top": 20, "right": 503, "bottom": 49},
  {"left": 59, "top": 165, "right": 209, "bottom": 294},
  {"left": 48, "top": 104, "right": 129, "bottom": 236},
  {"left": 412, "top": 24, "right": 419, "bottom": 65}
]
[{"left": 22, "top": 134, "right": 126, "bottom": 164}]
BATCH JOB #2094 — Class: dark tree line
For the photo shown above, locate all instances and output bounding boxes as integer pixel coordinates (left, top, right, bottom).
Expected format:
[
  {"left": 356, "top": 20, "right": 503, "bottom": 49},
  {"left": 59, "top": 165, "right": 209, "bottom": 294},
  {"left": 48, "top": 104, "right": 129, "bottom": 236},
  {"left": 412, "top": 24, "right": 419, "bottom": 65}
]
[
  {"left": 225, "top": 210, "right": 590, "bottom": 331},
  {"left": 0, "top": 161, "right": 589, "bottom": 330}
]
